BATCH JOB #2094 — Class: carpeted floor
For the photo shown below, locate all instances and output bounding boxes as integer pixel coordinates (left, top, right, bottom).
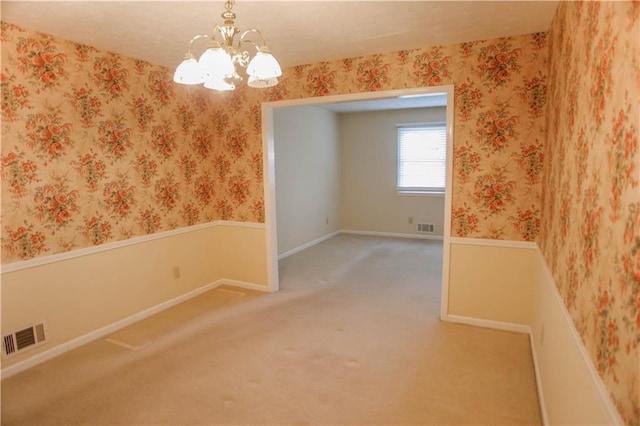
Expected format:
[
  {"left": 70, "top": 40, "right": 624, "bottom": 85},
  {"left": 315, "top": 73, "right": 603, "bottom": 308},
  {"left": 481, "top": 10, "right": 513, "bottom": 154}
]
[{"left": 1, "top": 234, "right": 541, "bottom": 425}]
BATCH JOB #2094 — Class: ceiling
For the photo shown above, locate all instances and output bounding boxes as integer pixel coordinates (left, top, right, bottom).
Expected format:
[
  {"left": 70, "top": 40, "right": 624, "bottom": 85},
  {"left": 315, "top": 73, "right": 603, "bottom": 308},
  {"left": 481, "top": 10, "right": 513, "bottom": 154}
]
[
  {"left": 3, "top": 1, "right": 558, "bottom": 70},
  {"left": 319, "top": 92, "right": 448, "bottom": 113},
  {"left": 1, "top": 0, "right": 558, "bottom": 111}
]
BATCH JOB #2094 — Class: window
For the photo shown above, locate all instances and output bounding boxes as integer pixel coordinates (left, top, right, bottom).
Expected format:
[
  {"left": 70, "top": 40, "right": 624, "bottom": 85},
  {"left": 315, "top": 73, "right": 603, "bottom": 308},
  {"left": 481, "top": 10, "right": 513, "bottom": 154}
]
[{"left": 396, "top": 123, "right": 446, "bottom": 193}]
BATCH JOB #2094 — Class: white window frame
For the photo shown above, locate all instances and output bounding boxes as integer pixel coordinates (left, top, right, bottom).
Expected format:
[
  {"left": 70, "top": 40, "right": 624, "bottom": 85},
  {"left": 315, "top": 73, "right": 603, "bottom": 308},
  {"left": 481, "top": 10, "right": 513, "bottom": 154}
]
[{"left": 396, "top": 122, "right": 447, "bottom": 195}]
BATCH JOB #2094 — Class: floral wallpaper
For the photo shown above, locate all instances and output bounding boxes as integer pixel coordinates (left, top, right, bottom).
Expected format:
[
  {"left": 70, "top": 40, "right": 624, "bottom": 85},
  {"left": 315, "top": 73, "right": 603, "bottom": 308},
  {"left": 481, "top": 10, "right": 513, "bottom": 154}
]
[
  {"left": 1, "top": 22, "right": 266, "bottom": 263},
  {"left": 1, "top": 21, "right": 548, "bottom": 265},
  {"left": 271, "top": 36, "right": 548, "bottom": 243},
  {"left": 539, "top": 1, "right": 639, "bottom": 424}
]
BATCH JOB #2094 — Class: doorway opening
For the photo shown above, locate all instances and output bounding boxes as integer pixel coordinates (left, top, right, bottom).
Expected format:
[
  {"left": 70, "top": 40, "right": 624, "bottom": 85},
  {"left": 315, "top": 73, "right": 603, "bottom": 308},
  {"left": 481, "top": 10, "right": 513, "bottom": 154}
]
[{"left": 261, "top": 86, "right": 454, "bottom": 319}]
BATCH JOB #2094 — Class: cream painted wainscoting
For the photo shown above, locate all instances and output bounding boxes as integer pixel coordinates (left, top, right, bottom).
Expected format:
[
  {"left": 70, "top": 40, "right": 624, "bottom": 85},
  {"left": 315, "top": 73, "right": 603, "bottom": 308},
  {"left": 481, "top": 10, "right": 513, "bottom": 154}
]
[
  {"left": 446, "top": 238, "right": 537, "bottom": 330},
  {"left": 1, "top": 222, "right": 269, "bottom": 378},
  {"left": 1, "top": 226, "right": 624, "bottom": 425},
  {"left": 444, "top": 237, "right": 622, "bottom": 425},
  {"left": 530, "top": 249, "right": 623, "bottom": 425}
]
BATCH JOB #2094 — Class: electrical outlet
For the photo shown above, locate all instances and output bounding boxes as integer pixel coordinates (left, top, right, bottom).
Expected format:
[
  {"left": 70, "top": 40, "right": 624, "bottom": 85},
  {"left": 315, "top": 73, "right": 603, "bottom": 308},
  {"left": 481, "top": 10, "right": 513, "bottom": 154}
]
[
  {"left": 326, "top": 217, "right": 329, "bottom": 225},
  {"left": 173, "top": 266, "right": 181, "bottom": 279},
  {"left": 408, "top": 217, "right": 413, "bottom": 224}
]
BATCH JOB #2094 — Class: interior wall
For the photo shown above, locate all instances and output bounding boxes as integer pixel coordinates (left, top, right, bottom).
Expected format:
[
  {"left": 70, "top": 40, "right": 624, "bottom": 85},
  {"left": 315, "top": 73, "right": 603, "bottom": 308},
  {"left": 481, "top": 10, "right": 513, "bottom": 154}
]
[
  {"left": 538, "top": 2, "right": 639, "bottom": 423},
  {"left": 0, "top": 22, "right": 259, "bottom": 372},
  {"left": 531, "top": 251, "right": 616, "bottom": 425},
  {"left": 255, "top": 32, "right": 548, "bottom": 245},
  {"left": 273, "top": 106, "right": 340, "bottom": 255},
  {"left": 0, "top": 23, "right": 256, "bottom": 266},
  {"left": 447, "top": 241, "right": 536, "bottom": 326},
  {"left": 1, "top": 223, "right": 268, "bottom": 370},
  {"left": 340, "top": 107, "right": 445, "bottom": 236}
]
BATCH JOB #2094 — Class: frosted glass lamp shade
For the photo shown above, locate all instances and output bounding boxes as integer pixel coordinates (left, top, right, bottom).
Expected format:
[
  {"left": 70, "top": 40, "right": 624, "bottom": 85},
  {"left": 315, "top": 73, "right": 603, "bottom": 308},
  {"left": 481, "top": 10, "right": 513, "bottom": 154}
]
[
  {"left": 173, "top": 57, "right": 204, "bottom": 84},
  {"left": 246, "top": 48, "right": 282, "bottom": 79},
  {"left": 247, "top": 75, "right": 278, "bottom": 88},
  {"left": 199, "top": 47, "right": 234, "bottom": 80},
  {"left": 203, "top": 77, "right": 235, "bottom": 91}
]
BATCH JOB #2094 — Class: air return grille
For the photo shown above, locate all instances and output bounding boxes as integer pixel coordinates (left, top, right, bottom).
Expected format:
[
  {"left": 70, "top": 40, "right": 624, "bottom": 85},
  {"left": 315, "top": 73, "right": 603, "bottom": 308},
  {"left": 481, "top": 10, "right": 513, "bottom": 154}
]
[
  {"left": 417, "top": 223, "right": 435, "bottom": 233},
  {"left": 3, "top": 322, "right": 47, "bottom": 357}
]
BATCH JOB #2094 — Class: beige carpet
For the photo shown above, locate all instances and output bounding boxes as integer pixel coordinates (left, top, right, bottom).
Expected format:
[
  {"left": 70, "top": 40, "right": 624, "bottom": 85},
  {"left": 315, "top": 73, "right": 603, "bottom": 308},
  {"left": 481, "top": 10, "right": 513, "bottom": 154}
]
[{"left": 1, "top": 234, "right": 541, "bottom": 425}]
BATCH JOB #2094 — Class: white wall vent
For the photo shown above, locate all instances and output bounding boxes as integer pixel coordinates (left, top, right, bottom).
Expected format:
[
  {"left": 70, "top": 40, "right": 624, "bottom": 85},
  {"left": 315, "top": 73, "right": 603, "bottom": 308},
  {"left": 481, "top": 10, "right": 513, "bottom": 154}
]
[
  {"left": 417, "top": 223, "right": 435, "bottom": 233},
  {"left": 3, "top": 322, "right": 47, "bottom": 357}
]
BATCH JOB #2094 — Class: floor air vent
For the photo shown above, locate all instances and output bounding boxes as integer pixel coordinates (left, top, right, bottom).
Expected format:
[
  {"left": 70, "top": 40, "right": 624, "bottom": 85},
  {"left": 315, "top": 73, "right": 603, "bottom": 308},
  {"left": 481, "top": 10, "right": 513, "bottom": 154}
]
[
  {"left": 417, "top": 223, "right": 435, "bottom": 233},
  {"left": 3, "top": 322, "right": 47, "bottom": 357}
]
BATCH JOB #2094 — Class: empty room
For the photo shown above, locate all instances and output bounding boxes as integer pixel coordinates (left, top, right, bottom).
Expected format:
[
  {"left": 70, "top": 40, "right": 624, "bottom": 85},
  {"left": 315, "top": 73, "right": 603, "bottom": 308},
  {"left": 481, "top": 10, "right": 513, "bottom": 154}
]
[{"left": 1, "top": 1, "right": 638, "bottom": 425}]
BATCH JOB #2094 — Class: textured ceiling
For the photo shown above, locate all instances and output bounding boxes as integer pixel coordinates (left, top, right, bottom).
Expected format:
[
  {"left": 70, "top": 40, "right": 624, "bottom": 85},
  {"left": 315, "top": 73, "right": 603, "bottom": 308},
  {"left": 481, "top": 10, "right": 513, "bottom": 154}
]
[{"left": 2, "top": 1, "right": 559, "bottom": 70}]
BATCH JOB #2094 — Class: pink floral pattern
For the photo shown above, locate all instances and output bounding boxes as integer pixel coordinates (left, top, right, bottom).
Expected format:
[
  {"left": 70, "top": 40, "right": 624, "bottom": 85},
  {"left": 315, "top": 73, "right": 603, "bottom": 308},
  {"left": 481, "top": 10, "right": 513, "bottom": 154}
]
[
  {"left": 2, "top": 222, "right": 47, "bottom": 259},
  {"left": 34, "top": 181, "right": 79, "bottom": 231},
  {"left": 73, "top": 151, "right": 106, "bottom": 192},
  {"left": 93, "top": 55, "right": 129, "bottom": 100},
  {"left": 473, "top": 167, "right": 516, "bottom": 217},
  {"left": 540, "top": 2, "right": 639, "bottom": 423},
  {"left": 453, "top": 144, "right": 482, "bottom": 184},
  {"left": 413, "top": 47, "right": 451, "bottom": 87},
  {"left": 98, "top": 115, "right": 132, "bottom": 160},
  {"left": 25, "top": 111, "right": 73, "bottom": 161},
  {"left": 127, "top": 95, "right": 154, "bottom": 132},
  {"left": 68, "top": 86, "right": 102, "bottom": 128},
  {"left": 2, "top": 149, "right": 39, "bottom": 198},
  {"left": 1, "top": 22, "right": 547, "bottom": 258},
  {"left": 305, "top": 63, "right": 337, "bottom": 97},
  {"left": 356, "top": 55, "right": 391, "bottom": 91},
  {"left": 1, "top": 71, "right": 32, "bottom": 121},
  {"left": 510, "top": 206, "right": 540, "bottom": 242},
  {"left": 83, "top": 215, "right": 112, "bottom": 245},
  {"left": 151, "top": 122, "right": 177, "bottom": 159},
  {"left": 475, "top": 40, "right": 521, "bottom": 89},
  {"left": 455, "top": 80, "right": 483, "bottom": 122},
  {"left": 476, "top": 105, "right": 519, "bottom": 153},
  {"left": 518, "top": 72, "right": 547, "bottom": 118},
  {"left": 136, "top": 208, "right": 161, "bottom": 235},
  {"left": 103, "top": 179, "right": 135, "bottom": 221},
  {"left": 154, "top": 176, "right": 180, "bottom": 211},
  {"left": 15, "top": 34, "right": 66, "bottom": 92},
  {"left": 452, "top": 204, "right": 479, "bottom": 236}
]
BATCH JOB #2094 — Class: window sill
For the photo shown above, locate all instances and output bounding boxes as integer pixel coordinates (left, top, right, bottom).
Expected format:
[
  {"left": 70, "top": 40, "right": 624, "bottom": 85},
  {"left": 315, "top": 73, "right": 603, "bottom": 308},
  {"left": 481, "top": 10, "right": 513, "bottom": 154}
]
[{"left": 396, "top": 191, "right": 445, "bottom": 197}]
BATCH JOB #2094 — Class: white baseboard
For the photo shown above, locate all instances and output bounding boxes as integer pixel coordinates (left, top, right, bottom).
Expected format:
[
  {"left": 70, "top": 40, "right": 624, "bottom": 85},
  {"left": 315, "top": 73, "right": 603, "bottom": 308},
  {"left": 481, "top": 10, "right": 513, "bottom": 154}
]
[
  {"left": 529, "top": 330, "right": 549, "bottom": 425},
  {"left": 278, "top": 231, "right": 340, "bottom": 260},
  {"left": 450, "top": 236, "right": 537, "bottom": 249},
  {"left": 443, "top": 314, "right": 531, "bottom": 334},
  {"left": 1, "top": 278, "right": 264, "bottom": 379},
  {"left": 277, "top": 229, "right": 442, "bottom": 261},
  {"left": 340, "top": 229, "right": 444, "bottom": 241},
  {"left": 219, "top": 279, "right": 271, "bottom": 293}
]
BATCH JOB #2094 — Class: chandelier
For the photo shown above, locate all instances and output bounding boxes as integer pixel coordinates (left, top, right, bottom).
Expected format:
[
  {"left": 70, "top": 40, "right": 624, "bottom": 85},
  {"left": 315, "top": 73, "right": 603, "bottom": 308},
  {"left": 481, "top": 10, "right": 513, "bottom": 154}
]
[{"left": 173, "top": 0, "right": 282, "bottom": 91}]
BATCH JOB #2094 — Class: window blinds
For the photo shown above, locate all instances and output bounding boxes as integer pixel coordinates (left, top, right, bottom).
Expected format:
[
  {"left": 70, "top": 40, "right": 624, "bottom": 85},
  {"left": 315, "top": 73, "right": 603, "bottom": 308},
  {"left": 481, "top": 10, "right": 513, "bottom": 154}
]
[{"left": 397, "top": 124, "right": 447, "bottom": 192}]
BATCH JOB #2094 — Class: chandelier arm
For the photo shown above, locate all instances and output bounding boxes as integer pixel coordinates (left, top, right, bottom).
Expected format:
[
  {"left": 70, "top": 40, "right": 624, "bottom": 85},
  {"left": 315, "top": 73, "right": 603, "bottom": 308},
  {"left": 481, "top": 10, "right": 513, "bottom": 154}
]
[
  {"left": 238, "top": 29, "right": 267, "bottom": 51},
  {"left": 187, "top": 34, "right": 212, "bottom": 52}
]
